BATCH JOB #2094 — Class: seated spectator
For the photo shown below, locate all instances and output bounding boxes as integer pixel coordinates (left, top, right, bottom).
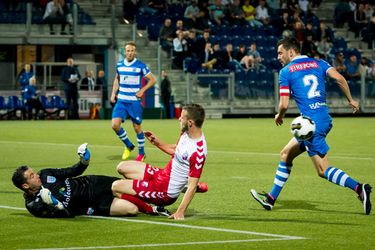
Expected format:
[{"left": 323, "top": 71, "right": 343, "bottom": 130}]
[
  {"left": 200, "top": 42, "right": 217, "bottom": 70},
  {"left": 172, "top": 30, "right": 187, "bottom": 69},
  {"left": 159, "top": 18, "right": 175, "bottom": 54},
  {"left": 248, "top": 42, "right": 263, "bottom": 69},
  {"left": 279, "top": 11, "right": 293, "bottom": 37},
  {"left": 333, "top": 52, "right": 347, "bottom": 76},
  {"left": 208, "top": 0, "right": 227, "bottom": 26},
  {"left": 221, "top": 43, "right": 235, "bottom": 69},
  {"left": 298, "top": 0, "right": 311, "bottom": 16},
  {"left": 175, "top": 20, "right": 188, "bottom": 37},
  {"left": 42, "top": 0, "right": 72, "bottom": 35},
  {"left": 359, "top": 57, "right": 370, "bottom": 77},
  {"left": 195, "top": 10, "right": 210, "bottom": 31},
  {"left": 301, "top": 34, "right": 317, "bottom": 58},
  {"left": 196, "top": 29, "right": 212, "bottom": 54},
  {"left": 287, "top": 0, "right": 299, "bottom": 16},
  {"left": 256, "top": 0, "right": 271, "bottom": 26},
  {"left": 80, "top": 70, "right": 97, "bottom": 91},
  {"left": 243, "top": 0, "right": 263, "bottom": 28},
  {"left": 316, "top": 37, "right": 332, "bottom": 60},
  {"left": 303, "top": 22, "right": 315, "bottom": 40},
  {"left": 227, "top": 0, "right": 246, "bottom": 26},
  {"left": 212, "top": 43, "right": 225, "bottom": 69},
  {"left": 315, "top": 21, "right": 334, "bottom": 43},
  {"left": 184, "top": 0, "right": 200, "bottom": 29},
  {"left": 293, "top": 20, "right": 305, "bottom": 44},
  {"left": 17, "top": 63, "right": 34, "bottom": 91},
  {"left": 345, "top": 54, "right": 361, "bottom": 80},
  {"left": 235, "top": 44, "right": 250, "bottom": 70},
  {"left": 186, "top": 29, "right": 198, "bottom": 58},
  {"left": 21, "top": 78, "right": 45, "bottom": 120},
  {"left": 123, "top": 0, "right": 136, "bottom": 23}
]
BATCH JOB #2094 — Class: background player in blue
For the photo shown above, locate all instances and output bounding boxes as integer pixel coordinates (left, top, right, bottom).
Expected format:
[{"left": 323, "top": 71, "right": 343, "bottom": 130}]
[
  {"left": 111, "top": 41, "right": 156, "bottom": 161},
  {"left": 250, "top": 37, "right": 372, "bottom": 215}
]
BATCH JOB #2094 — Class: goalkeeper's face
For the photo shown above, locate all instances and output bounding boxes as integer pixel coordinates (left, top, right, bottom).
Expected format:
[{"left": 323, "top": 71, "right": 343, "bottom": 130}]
[{"left": 23, "top": 168, "right": 42, "bottom": 192}]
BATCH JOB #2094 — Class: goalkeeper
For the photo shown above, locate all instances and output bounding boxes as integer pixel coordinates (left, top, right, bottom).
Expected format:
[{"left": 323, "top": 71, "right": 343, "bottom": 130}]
[{"left": 11, "top": 143, "right": 168, "bottom": 218}]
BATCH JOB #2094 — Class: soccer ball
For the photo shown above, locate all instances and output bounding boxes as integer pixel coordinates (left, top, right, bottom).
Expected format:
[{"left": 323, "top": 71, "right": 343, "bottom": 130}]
[{"left": 290, "top": 116, "right": 316, "bottom": 141}]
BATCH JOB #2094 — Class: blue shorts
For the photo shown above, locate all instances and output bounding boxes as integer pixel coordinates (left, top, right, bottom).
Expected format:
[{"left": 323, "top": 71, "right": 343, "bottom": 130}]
[
  {"left": 112, "top": 101, "right": 143, "bottom": 124},
  {"left": 299, "top": 118, "right": 333, "bottom": 157}
]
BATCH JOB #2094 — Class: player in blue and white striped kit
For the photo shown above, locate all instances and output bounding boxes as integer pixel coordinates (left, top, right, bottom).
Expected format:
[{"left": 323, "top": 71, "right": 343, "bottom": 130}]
[
  {"left": 111, "top": 41, "right": 156, "bottom": 161},
  {"left": 250, "top": 37, "right": 372, "bottom": 215}
]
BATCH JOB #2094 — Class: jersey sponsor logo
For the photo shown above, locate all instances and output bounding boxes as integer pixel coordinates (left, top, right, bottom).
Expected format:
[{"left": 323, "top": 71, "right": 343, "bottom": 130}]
[
  {"left": 62, "top": 179, "right": 72, "bottom": 208},
  {"left": 309, "top": 102, "right": 327, "bottom": 109},
  {"left": 288, "top": 61, "right": 318, "bottom": 73},
  {"left": 46, "top": 176, "right": 56, "bottom": 183},
  {"left": 121, "top": 75, "right": 139, "bottom": 85},
  {"left": 118, "top": 66, "right": 141, "bottom": 73}
]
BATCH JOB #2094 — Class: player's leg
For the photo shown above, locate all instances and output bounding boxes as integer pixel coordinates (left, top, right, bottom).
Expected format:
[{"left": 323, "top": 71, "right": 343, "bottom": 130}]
[
  {"left": 251, "top": 137, "right": 304, "bottom": 210},
  {"left": 112, "top": 103, "right": 135, "bottom": 160},
  {"left": 116, "top": 160, "right": 146, "bottom": 179},
  {"left": 109, "top": 197, "right": 139, "bottom": 216},
  {"left": 133, "top": 122, "right": 145, "bottom": 161},
  {"left": 310, "top": 154, "right": 372, "bottom": 215}
]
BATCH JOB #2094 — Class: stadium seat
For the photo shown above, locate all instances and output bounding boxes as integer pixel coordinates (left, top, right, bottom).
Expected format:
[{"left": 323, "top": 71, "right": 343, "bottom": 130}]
[
  {"left": 0, "top": 96, "right": 8, "bottom": 119},
  {"left": 50, "top": 95, "right": 69, "bottom": 119},
  {"left": 7, "top": 96, "right": 25, "bottom": 119}
]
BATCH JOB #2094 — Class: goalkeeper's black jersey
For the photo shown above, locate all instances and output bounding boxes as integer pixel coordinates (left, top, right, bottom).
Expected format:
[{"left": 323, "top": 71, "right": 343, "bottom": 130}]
[{"left": 24, "top": 162, "right": 118, "bottom": 218}]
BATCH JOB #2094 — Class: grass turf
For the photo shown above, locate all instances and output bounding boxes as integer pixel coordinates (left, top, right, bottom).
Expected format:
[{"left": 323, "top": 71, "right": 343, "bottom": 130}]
[{"left": 0, "top": 117, "right": 374, "bottom": 249}]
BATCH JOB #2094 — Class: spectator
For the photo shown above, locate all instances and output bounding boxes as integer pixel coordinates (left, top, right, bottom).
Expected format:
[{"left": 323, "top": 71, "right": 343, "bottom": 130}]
[
  {"left": 333, "top": 52, "right": 347, "bottom": 76},
  {"left": 97, "top": 70, "right": 108, "bottom": 107},
  {"left": 17, "top": 63, "right": 34, "bottom": 91},
  {"left": 235, "top": 44, "right": 250, "bottom": 70},
  {"left": 196, "top": 29, "right": 212, "bottom": 56},
  {"left": 366, "top": 62, "right": 375, "bottom": 96},
  {"left": 334, "top": 0, "right": 351, "bottom": 28},
  {"left": 256, "top": 0, "right": 271, "bottom": 26},
  {"left": 21, "top": 78, "right": 45, "bottom": 120},
  {"left": 315, "top": 21, "right": 334, "bottom": 42},
  {"left": 363, "top": 13, "right": 375, "bottom": 49},
  {"left": 227, "top": 0, "right": 246, "bottom": 26},
  {"left": 316, "top": 37, "right": 332, "bottom": 60},
  {"left": 350, "top": 3, "right": 368, "bottom": 38},
  {"left": 186, "top": 29, "right": 198, "bottom": 58},
  {"left": 221, "top": 43, "right": 235, "bottom": 69},
  {"left": 201, "top": 42, "right": 217, "bottom": 70},
  {"left": 248, "top": 42, "right": 263, "bottom": 69},
  {"left": 301, "top": 34, "right": 317, "bottom": 58},
  {"left": 345, "top": 54, "right": 361, "bottom": 80},
  {"left": 286, "top": 0, "right": 299, "bottom": 15},
  {"left": 208, "top": 0, "right": 227, "bottom": 26},
  {"left": 279, "top": 11, "right": 293, "bottom": 37},
  {"left": 123, "top": 0, "right": 136, "bottom": 23},
  {"left": 267, "top": 0, "right": 280, "bottom": 15},
  {"left": 42, "top": 0, "right": 71, "bottom": 35},
  {"left": 212, "top": 43, "right": 224, "bottom": 69},
  {"left": 303, "top": 21, "right": 315, "bottom": 40},
  {"left": 293, "top": 20, "right": 305, "bottom": 44},
  {"left": 172, "top": 30, "right": 187, "bottom": 69},
  {"left": 365, "top": 3, "right": 374, "bottom": 21},
  {"left": 159, "top": 18, "right": 175, "bottom": 55},
  {"left": 175, "top": 20, "right": 188, "bottom": 37},
  {"left": 243, "top": 0, "right": 263, "bottom": 28},
  {"left": 61, "top": 57, "right": 81, "bottom": 119},
  {"left": 80, "top": 70, "right": 96, "bottom": 91},
  {"left": 195, "top": 10, "right": 210, "bottom": 30},
  {"left": 184, "top": 0, "right": 200, "bottom": 29},
  {"left": 359, "top": 57, "right": 370, "bottom": 77},
  {"left": 160, "top": 70, "right": 172, "bottom": 118},
  {"left": 298, "top": 0, "right": 310, "bottom": 16}
]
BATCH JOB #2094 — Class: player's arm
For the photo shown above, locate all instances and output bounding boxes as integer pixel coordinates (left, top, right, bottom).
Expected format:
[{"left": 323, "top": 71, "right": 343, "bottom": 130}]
[
  {"left": 327, "top": 67, "right": 360, "bottom": 113},
  {"left": 169, "top": 176, "right": 199, "bottom": 220},
  {"left": 111, "top": 73, "right": 120, "bottom": 103},
  {"left": 136, "top": 73, "right": 156, "bottom": 98},
  {"left": 25, "top": 196, "right": 72, "bottom": 218},
  {"left": 275, "top": 95, "right": 289, "bottom": 126},
  {"left": 144, "top": 131, "right": 176, "bottom": 155}
]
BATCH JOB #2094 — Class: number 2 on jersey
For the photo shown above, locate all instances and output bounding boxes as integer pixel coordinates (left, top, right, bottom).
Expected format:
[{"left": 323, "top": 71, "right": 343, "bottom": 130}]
[{"left": 303, "top": 74, "right": 320, "bottom": 99}]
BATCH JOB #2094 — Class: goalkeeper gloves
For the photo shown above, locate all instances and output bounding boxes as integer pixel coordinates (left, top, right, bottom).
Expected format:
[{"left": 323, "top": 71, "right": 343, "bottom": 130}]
[
  {"left": 39, "top": 186, "right": 64, "bottom": 210},
  {"left": 77, "top": 142, "right": 90, "bottom": 165}
]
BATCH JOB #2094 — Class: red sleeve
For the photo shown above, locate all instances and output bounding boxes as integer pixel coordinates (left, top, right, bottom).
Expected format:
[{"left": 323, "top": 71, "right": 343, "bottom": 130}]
[{"left": 188, "top": 141, "right": 206, "bottom": 178}]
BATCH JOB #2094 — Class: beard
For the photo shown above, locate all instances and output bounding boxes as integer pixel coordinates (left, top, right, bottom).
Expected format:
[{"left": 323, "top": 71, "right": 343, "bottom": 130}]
[{"left": 181, "top": 123, "right": 189, "bottom": 133}]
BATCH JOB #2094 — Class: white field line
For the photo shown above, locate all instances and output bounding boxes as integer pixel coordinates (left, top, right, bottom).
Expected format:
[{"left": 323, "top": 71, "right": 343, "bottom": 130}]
[
  {"left": 0, "top": 140, "right": 373, "bottom": 161},
  {"left": 1, "top": 205, "right": 306, "bottom": 250}
]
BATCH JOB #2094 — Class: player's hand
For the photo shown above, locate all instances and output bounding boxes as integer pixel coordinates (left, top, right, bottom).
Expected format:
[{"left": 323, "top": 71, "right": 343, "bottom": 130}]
[
  {"left": 39, "top": 187, "right": 64, "bottom": 210},
  {"left": 349, "top": 100, "right": 360, "bottom": 114},
  {"left": 144, "top": 131, "right": 158, "bottom": 145},
  {"left": 136, "top": 90, "right": 144, "bottom": 99},
  {"left": 168, "top": 212, "right": 185, "bottom": 220},
  {"left": 77, "top": 143, "right": 90, "bottom": 165},
  {"left": 110, "top": 94, "right": 117, "bottom": 104},
  {"left": 275, "top": 113, "right": 283, "bottom": 126}
]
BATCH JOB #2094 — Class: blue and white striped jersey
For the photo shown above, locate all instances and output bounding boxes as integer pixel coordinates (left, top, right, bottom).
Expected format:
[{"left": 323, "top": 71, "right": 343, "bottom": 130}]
[{"left": 116, "top": 58, "right": 151, "bottom": 103}]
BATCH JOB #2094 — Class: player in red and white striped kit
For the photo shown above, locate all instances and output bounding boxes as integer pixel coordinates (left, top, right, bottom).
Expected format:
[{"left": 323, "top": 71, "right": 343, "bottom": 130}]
[{"left": 112, "top": 103, "right": 207, "bottom": 220}]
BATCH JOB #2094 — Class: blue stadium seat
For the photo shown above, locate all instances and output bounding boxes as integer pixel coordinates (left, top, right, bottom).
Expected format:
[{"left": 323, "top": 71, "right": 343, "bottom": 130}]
[
  {"left": 7, "top": 96, "right": 25, "bottom": 119},
  {"left": 147, "top": 22, "right": 161, "bottom": 41}
]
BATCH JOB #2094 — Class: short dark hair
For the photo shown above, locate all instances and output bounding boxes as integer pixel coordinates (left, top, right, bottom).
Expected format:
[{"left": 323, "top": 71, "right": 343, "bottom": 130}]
[
  {"left": 183, "top": 103, "right": 205, "bottom": 128},
  {"left": 12, "top": 166, "right": 29, "bottom": 191},
  {"left": 277, "top": 37, "right": 301, "bottom": 54}
]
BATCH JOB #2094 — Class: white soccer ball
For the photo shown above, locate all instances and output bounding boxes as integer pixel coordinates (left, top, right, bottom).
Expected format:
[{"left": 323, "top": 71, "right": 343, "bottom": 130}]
[{"left": 290, "top": 116, "right": 316, "bottom": 141}]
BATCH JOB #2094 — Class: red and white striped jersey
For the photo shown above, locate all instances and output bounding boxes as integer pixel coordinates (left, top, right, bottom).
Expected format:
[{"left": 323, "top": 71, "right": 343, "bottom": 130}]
[{"left": 158, "top": 132, "right": 207, "bottom": 198}]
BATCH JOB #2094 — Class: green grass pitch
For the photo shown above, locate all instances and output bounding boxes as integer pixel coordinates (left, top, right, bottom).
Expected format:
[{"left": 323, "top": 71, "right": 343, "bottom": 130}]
[{"left": 0, "top": 117, "right": 374, "bottom": 249}]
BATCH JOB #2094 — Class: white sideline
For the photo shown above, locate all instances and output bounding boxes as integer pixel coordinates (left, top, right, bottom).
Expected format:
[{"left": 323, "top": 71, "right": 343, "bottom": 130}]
[
  {"left": 0, "top": 140, "right": 373, "bottom": 161},
  {"left": 0, "top": 205, "right": 305, "bottom": 249}
]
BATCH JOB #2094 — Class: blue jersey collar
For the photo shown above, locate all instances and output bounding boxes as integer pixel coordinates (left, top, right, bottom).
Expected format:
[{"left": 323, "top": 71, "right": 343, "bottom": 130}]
[{"left": 291, "top": 55, "right": 308, "bottom": 62}]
